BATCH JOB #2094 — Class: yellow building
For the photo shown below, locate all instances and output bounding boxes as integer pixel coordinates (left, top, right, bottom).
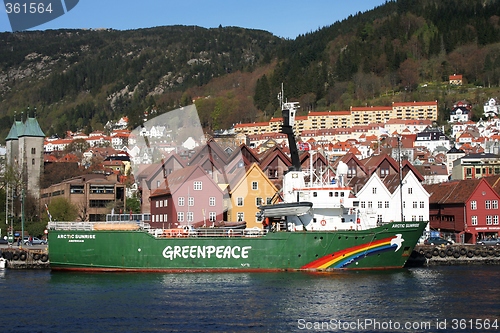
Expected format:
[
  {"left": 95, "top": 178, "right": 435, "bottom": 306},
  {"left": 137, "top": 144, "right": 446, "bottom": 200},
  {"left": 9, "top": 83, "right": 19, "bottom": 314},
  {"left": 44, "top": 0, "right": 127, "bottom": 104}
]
[
  {"left": 228, "top": 163, "right": 278, "bottom": 229},
  {"left": 234, "top": 101, "right": 438, "bottom": 135}
]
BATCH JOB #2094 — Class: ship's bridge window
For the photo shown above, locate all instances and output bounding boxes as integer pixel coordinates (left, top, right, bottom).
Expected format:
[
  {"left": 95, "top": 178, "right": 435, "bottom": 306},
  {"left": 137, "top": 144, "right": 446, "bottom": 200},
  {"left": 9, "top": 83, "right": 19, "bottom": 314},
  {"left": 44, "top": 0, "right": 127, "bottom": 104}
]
[
  {"left": 313, "top": 192, "right": 317, "bottom": 197},
  {"left": 329, "top": 192, "right": 333, "bottom": 197},
  {"left": 335, "top": 192, "right": 339, "bottom": 197},
  {"left": 340, "top": 192, "right": 345, "bottom": 197}
]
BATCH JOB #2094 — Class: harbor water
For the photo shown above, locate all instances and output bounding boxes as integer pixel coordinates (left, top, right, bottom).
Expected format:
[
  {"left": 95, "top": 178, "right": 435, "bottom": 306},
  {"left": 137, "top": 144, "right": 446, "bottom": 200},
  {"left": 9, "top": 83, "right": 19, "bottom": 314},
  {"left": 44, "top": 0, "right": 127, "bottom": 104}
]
[{"left": 0, "top": 266, "right": 499, "bottom": 332}]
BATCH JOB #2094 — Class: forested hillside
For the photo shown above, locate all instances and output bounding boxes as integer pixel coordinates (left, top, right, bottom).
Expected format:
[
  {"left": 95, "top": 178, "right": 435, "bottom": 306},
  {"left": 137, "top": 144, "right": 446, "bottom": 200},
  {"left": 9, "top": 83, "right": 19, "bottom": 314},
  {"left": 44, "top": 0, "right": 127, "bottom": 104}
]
[{"left": 1, "top": 0, "right": 500, "bottom": 141}]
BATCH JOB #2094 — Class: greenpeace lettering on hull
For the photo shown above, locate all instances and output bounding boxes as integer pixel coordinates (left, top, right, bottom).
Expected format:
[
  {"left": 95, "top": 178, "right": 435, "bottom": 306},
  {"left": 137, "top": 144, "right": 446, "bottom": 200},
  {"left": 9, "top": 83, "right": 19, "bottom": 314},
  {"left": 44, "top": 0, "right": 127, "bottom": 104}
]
[{"left": 163, "top": 245, "right": 252, "bottom": 260}]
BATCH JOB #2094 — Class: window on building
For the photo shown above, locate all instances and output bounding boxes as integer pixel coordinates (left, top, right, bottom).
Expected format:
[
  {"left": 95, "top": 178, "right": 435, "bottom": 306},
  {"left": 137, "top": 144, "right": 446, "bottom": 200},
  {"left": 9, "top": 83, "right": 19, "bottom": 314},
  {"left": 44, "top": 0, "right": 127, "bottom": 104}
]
[
  {"left": 178, "top": 197, "right": 184, "bottom": 206},
  {"left": 193, "top": 181, "right": 202, "bottom": 190},
  {"left": 267, "top": 197, "right": 273, "bottom": 205},
  {"left": 347, "top": 167, "right": 356, "bottom": 178},
  {"left": 187, "top": 212, "right": 194, "bottom": 222},
  {"left": 256, "top": 197, "right": 262, "bottom": 206},
  {"left": 361, "top": 201, "right": 366, "bottom": 209},
  {"left": 177, "top": 212, "right": 184, "bottom": 222},
  {"left": 494, "top": 216, "right": 499, "bottom": 225},
  {"left": 408, "top": 188, "right": 413, "bottom": 194},
  {"left": 159, "top": 200, "right": 163, "bottom": 208},
  {"left": 252, "top": 181, "right": 258, "bottom": 190},
  {"left": 209, "top": 197, "right": 216, "bottom": 206},
  {"left": 493, "top": 200, "right": 499, "bottom": 209},
  {"left": 32, "top": 158, "right": 35, "bottom": 165},
  {"left": 89, "top": 200, "right": 113, "bottom": 208},
  {"left": 486, "top": 216, "right": 493, "bottom": 225},
  {"left": 420, "top": 201, "right": 425, "bottom": 208},
  {"left": 70, "top": 185, "right": 84, "bottom": 194},
  {"left": 378, "top": 201, "right": 382, "bottom": 209},
  {"left": 413, "top": 201, "right": 417, "bottom": 208},
  {"left": 209, "top": 212, "right": 216, "bottom": 222},
  {"left": 367, "top": 201, "right": 373, "bottom": 209},
  {"left": 419, "top": 216, "right": 424, "bottom": 221},
  {"left": 164, "top": 199, "right": 168, "bottom": 206},
  {"left": 237, "top": 197, "right": 244, "bottom": 206},
  {"left": 377, "top": 215, "right": 383, "bottom": 223},
  {"left": 486, "top": 200, "right": 492, "bottom": 209},
  {"left": 471, "top": 201, "right": 477, "bottom": 210},
  {"left": 471, "top": 216, "right": 478, "bottom": 225},
  {"left": 237, "top": 212, "right": 244, "bottom": 222},
  {"left": 188, "top": 197, "right": 194, "bottom": 207},
  {"left": 385, "top": 201, "right": 389, "bottom": 208},
  {"left": 372, "top": 188, "right": 377, "bottom": 194},
  {"left": 31, "top": 147, "right": 36, "bottom": 154},
  {"left": 380, "top": 168, "right": 389, "bottom": 178},
  {"left": 90, "top": 185, "right": 115, "bottom": 194}
]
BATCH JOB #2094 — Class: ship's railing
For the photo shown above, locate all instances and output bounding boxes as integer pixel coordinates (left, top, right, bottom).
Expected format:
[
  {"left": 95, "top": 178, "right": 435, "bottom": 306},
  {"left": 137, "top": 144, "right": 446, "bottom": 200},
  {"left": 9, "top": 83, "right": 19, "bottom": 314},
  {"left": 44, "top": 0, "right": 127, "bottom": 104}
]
[
  {"left": 106, "top": 213, "right": 151, "bottom": 222},
  {"left": 47, "top": 221, "right": 151, "bottom": 231},
  {"left": 151, "top": 227, "right": 267, "bottom": 238}
]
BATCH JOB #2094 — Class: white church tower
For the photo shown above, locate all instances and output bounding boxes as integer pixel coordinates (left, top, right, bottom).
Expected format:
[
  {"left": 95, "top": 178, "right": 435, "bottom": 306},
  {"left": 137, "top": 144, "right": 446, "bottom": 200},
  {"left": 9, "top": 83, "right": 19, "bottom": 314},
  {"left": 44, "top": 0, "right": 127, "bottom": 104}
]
[{"left": 5, "top": 114, "right": 45, "bottom": 199}]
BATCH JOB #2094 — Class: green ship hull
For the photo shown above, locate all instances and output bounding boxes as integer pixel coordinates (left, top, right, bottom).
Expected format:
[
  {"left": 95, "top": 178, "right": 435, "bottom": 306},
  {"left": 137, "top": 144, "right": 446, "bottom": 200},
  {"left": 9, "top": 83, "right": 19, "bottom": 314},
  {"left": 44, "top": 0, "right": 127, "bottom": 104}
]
[{"left": 48, "top": 221, "right": 427, "bottom": 272}]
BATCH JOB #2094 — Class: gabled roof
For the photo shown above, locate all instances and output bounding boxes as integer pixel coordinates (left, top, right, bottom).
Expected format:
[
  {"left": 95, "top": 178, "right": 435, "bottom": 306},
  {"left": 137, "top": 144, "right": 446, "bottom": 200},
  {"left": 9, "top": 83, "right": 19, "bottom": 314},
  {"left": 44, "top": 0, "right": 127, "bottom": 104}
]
[
  {"left": 333, "top": 152, "right": 367, "bottom": 176},
  {"left": 361, "top": 153, "right": 399, "bottom": 176},
  {"left": 5, "top": 121, "right": 22, "bottom": 141},
  {"left": 236, "top": 144, "right": 260, "bottom": 165},
  {"left": 151, "top": 164, "right": 223, "bottom": 198},
  {"left": 258, "top": 145, "right": 291, "bottom": 169},
  {"left": 424, "top": 179, "right": 482, "bottom": 204},
  {"left": 5, "top": 117, "right": 45, "bottom": 140},
  {"left": 228, "top": 163, "right": 277, "bottom": 195}
]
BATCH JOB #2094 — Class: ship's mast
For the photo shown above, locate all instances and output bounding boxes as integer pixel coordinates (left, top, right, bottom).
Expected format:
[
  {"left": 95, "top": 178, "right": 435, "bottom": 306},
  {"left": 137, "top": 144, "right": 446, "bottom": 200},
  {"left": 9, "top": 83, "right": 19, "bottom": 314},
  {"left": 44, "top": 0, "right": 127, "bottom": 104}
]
[
  {"left": 398, "top": 135, "right": 404, "bottom": 222},
  {"left": 278, "top": 84, "right": 301, "bottom": 171}
]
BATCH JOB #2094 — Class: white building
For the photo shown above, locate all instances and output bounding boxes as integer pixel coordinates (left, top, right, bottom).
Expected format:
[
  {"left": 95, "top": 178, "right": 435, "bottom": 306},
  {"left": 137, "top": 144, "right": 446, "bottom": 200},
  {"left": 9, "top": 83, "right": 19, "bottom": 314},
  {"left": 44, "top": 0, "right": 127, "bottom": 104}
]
[
  {"left": 414, "top": 127, "right": 451, "bottom": 152},
  {"left": 355, "top": 172, "right": 430, "bottom": 224},
  {"left": 484, "top": 98, "right": 499, "bottom": 118}
]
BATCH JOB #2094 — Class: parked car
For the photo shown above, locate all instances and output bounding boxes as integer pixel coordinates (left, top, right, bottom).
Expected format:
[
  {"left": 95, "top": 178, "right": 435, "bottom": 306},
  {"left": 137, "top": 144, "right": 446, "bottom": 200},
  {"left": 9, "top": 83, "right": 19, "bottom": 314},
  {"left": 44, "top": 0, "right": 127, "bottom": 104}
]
[
  {"left": 23, "top": 236, "right": 47, "bottom": 245},
  {"left": 478, "top": 238, "right": 500, "bottom": 246},
  {"left": 424, "top": 237, "right": 453, "bottom": 246},
  {"left": 0, "top": 236, "right": 8, "bottom": 244}
]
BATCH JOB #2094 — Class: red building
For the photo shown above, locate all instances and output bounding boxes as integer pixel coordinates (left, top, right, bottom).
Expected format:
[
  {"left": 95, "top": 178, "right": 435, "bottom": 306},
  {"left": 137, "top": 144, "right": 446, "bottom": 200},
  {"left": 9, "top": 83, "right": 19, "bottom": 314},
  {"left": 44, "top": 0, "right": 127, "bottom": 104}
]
[
  {"left": 149, "top": 165, "right": 225, "bottom": 229},
  {"left": 425, "top": 178, "right": 500, "bottom": 243}
]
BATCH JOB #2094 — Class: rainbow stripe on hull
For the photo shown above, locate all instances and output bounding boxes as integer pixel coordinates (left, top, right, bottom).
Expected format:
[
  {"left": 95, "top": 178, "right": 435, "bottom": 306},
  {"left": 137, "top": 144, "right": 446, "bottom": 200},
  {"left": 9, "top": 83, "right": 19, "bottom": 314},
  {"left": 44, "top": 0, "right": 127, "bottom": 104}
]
[{"left": 301, "top": 235, "right": 404, "bottom": 269}]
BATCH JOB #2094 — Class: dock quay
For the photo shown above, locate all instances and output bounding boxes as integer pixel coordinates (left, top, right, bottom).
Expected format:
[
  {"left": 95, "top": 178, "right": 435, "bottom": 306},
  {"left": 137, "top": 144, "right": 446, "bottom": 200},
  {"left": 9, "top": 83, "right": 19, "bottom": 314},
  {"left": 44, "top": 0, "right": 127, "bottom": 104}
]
[
  {"left": 407, "top": 244, "right": 500, "bottom": 267},
  {"left": 0, "top": 247, "right": 50, "bottom": 269}
]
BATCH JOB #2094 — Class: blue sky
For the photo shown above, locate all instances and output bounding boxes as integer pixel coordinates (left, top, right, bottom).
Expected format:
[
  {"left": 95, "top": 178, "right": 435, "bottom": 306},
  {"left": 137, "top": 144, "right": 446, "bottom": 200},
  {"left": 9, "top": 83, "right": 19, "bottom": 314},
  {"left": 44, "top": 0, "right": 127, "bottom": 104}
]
[{"left": 1, "top": 0, "right": 388, "bottom": 39}]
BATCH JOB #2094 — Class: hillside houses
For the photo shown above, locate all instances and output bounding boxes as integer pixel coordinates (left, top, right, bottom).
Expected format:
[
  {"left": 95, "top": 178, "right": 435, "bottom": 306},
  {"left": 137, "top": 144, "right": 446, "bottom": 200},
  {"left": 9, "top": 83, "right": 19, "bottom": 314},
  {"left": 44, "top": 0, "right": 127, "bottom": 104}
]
[{"left": 9, "top": 94, "right": 500, "bottom": 244}]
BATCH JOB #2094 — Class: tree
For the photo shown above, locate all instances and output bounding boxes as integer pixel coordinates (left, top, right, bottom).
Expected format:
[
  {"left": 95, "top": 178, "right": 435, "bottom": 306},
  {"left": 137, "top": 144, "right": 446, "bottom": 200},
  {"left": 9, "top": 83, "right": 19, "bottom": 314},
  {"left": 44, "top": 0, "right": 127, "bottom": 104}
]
[
  {"left": 45, "top": 197, "right": 78, "bottom": 222},
  {"left": 398, "top": 58, "right": 420, "bottom": 91},
  {"left": 126, "top": 195, "right": 141, "bottom": 214},
  {"left": 64, "top": 138, "right": 90, "bottom": 155},
  {"left": 254, "top": 75, "right": 271, "bottom": 111},
  {"left": 41, "top": 162, "right": 81, "bottom": 188}
]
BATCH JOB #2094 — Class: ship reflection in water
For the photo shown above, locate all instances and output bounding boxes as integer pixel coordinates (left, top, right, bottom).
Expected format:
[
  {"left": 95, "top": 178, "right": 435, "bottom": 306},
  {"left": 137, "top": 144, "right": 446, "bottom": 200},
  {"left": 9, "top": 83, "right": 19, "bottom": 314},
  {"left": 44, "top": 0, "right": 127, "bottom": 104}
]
[{"left": 0, "top": 266, "right": 499, "bottom": 332}]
